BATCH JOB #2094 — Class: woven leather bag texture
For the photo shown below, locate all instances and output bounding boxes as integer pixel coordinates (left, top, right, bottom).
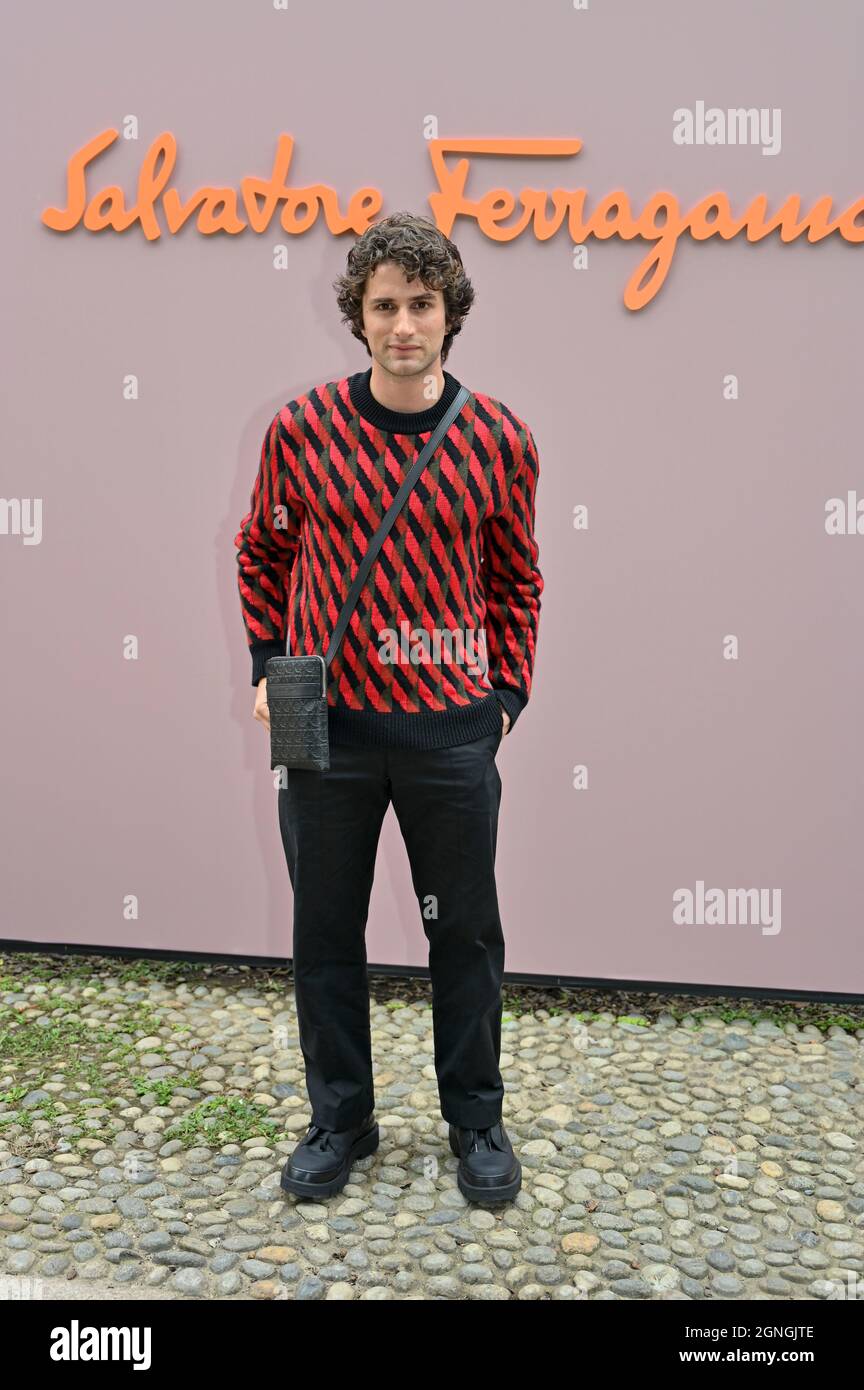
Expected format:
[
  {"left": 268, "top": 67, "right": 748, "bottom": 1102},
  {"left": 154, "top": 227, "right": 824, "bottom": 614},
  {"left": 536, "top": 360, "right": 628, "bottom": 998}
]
[{"left": 265, "top": 655, "right": 329, "bottom": 771}]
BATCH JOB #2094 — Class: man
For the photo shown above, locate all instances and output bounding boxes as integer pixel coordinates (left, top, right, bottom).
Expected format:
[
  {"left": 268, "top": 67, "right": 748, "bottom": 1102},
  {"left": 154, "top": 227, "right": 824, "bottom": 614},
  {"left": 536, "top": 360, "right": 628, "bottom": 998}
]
[{"left": 234, "top": 211, "right": 543, "bottom": 1205}]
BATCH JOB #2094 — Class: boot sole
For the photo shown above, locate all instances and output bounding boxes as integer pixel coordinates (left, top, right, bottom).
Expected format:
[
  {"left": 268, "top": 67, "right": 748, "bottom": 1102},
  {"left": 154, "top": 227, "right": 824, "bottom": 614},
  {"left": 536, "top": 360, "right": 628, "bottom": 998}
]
[
  {"left": 449, "top": 1129, "right": 523, "bottom": 1204},
  {"left": 280, "top": 1122, "right": 380, "bottom": 1200}
]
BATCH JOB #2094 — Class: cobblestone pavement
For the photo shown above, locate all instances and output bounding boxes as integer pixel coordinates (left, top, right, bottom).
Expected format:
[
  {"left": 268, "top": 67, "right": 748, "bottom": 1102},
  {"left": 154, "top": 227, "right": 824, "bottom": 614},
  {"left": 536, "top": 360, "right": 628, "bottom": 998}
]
[{"left": 1, "top": 956, "right": 862, "bottom": 1301}]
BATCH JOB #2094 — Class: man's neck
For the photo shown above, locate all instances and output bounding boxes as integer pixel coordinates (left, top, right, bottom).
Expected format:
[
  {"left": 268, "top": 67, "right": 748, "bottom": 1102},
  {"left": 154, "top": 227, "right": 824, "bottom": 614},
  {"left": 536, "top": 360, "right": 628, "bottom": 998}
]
[{"left": 368, "top": 360, "right": 445, "bottom": 415}]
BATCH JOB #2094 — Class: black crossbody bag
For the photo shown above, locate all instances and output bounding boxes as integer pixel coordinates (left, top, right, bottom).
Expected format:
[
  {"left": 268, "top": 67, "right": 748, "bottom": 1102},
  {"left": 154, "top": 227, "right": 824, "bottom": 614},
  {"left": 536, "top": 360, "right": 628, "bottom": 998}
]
[{"left": 265, "top": 384, "right": 470, "bottom": 771}]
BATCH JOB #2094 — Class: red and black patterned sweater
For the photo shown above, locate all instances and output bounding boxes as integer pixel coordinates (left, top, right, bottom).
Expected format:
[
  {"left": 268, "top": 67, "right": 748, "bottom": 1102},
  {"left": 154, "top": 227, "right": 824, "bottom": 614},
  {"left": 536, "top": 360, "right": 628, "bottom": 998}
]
[{"left": 234, "top": 367, "right": 543, "bottom": 750}]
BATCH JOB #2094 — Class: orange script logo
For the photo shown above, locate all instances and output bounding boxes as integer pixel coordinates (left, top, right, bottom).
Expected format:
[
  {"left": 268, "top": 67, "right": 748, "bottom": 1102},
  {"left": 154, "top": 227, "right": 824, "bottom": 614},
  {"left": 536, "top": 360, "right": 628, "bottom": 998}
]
[{"left": 42, "top": 131, "right": 864, "bottom": 310}]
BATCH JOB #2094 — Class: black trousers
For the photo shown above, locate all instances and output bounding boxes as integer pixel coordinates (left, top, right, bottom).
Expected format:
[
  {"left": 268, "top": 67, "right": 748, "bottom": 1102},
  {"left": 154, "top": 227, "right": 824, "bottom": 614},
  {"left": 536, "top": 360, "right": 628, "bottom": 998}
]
[{"left": 277, "top": 723, "right": 505, "bottom": 1131}]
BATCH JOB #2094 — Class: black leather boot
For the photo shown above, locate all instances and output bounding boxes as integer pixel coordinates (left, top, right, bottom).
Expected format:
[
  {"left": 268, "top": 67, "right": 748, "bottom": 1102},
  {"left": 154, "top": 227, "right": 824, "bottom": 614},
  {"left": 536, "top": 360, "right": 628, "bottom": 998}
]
[
  {"left": 448, "top": 1120, "right": 522, "bottom": 1203},
  {"left": 280, "top": 1112, "right": 379, "bottom": 1199}
]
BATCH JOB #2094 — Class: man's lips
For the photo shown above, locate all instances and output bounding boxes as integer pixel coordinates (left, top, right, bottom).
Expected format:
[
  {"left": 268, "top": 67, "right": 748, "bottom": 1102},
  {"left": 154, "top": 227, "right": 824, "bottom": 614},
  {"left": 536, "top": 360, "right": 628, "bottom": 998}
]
[{"left": 391, "top": 345, "right": 419, "bottom": 351}]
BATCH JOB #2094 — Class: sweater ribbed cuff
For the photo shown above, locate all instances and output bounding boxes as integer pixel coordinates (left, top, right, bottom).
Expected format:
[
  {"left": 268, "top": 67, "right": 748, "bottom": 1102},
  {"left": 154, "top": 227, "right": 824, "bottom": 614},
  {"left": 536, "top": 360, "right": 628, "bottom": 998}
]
[
  {"left": 250, "top": 640, "right": 287, "bottom": 686},
  {"left": 492, "top": 686, "right": 528, "bottom": 730}
]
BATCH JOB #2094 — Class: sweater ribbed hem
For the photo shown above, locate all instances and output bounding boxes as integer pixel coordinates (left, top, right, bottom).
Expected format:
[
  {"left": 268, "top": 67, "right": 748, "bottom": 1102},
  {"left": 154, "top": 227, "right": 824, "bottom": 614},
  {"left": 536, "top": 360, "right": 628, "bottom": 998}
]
[{"left": 327, "top": 692, "right": 507, "bottom": 750}]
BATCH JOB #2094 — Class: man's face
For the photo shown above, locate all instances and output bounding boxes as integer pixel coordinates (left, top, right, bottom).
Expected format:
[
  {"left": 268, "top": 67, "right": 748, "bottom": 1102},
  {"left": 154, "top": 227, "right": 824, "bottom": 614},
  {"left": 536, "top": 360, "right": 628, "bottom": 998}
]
[{"left": 359, "top": 261, "right": 449, "bottom": 380}]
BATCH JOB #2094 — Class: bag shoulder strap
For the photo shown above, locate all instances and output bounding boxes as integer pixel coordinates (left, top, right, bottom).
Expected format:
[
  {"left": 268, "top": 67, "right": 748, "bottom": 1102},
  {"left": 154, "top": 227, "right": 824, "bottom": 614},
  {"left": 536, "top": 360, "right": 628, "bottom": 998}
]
[{"left": 320, "top": 383, "right": 470, "bottom": 670}]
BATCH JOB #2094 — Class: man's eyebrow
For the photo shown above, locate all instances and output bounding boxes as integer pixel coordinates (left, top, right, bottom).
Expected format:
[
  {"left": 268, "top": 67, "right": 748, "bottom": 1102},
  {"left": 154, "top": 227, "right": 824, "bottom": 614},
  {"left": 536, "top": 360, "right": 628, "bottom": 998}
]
[{"left": 368, "top": 292, "right": 435, "bottom": 303}]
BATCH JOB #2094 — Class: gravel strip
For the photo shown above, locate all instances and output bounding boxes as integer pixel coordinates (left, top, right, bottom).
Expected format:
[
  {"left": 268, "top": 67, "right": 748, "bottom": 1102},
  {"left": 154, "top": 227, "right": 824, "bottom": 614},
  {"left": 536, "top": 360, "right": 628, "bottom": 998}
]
[{"left": 1, "top": 954, "right": 861, "bottom": 1301}]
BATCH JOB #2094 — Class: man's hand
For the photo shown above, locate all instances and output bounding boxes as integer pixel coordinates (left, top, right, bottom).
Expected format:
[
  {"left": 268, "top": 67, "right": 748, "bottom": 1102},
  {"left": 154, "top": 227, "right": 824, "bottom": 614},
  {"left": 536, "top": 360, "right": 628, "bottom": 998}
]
[
  {"left": 254, "top": 677, "right": 270, "bottom": 731},
  {"left": 501, "top": 707, "right": 511, "bottom": 736}
]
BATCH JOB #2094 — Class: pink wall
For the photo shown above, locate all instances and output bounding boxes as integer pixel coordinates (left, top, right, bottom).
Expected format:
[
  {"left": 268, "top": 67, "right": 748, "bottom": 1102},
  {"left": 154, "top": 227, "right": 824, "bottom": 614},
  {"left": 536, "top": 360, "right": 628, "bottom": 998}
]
[{"left": 2, "top": 0, "right": 862, "bottom": 994}]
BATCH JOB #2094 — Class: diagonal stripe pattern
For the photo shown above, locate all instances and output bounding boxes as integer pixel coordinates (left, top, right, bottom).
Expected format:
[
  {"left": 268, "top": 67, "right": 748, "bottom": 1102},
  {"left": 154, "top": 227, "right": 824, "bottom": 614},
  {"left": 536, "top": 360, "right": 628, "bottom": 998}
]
[{"left": 234, "top": 368, "right": 544, "bottom": 750}]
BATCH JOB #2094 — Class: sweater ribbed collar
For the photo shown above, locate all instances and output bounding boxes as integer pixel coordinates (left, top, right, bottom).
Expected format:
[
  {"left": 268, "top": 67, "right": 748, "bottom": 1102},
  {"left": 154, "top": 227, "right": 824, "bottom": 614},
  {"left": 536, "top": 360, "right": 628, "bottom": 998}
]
[{"left": 348, "top": 366, "right": 464, "bottom": 434}]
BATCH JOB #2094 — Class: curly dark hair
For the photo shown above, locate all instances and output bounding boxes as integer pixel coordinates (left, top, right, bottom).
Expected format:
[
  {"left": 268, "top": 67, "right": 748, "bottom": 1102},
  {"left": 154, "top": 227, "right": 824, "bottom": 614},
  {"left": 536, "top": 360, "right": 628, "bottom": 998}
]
[{"left": 332, "top": 211, "right": 475, "bottom": 365}]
